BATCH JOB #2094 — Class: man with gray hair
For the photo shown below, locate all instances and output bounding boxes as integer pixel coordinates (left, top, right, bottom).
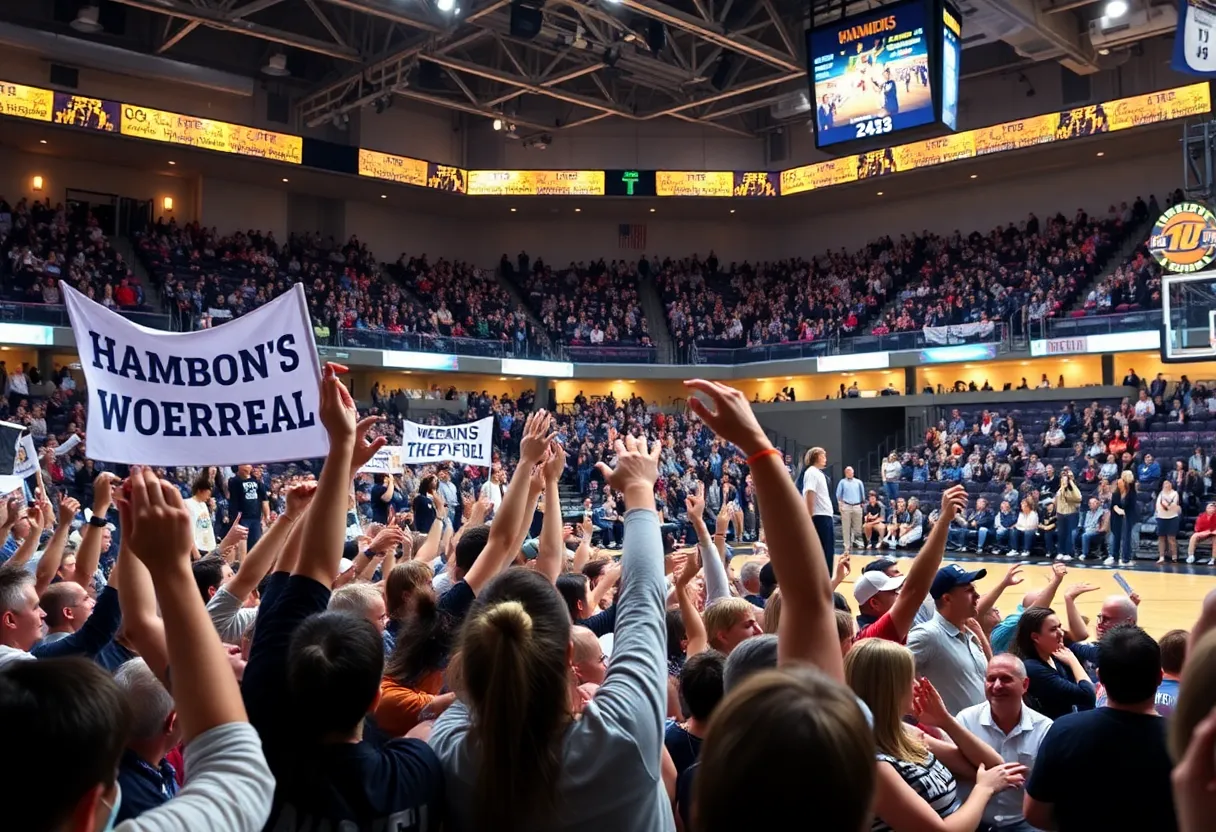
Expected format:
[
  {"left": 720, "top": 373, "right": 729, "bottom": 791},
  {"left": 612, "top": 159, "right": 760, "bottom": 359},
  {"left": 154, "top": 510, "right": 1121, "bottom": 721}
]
[
  {"left": 327, "top": 582, "right": 389, "bottom": 634},
  {"left": 113, "top": 658, "right": 183, "bottom": 822},
  {"left": 739, "top": 560, "right": 766, "bottom": 609},
  {"left": 955, "top": 654, "right": 1052, "bottom": 832}
]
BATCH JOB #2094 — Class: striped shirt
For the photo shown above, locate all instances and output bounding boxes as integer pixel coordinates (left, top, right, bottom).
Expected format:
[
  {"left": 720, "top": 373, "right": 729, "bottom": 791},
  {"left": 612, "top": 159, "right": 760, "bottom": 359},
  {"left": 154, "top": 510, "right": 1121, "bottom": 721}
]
[{"left": 872, "top": 751, "right": 960, "bottom": 832}]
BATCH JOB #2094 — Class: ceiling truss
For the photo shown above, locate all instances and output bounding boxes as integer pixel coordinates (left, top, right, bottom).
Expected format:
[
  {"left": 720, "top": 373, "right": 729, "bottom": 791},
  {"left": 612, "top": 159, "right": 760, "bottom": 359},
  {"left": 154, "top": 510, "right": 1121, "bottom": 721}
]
[{"left": 112, "top": 0, "right": 809, "bottom": 137}]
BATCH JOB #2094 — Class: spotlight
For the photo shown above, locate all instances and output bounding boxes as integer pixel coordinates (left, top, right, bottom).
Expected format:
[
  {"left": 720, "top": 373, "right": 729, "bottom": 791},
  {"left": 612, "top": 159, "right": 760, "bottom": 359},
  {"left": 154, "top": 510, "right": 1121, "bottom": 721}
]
[
  {"left": 437, "top": 0, "right": 455, "bottom": 11},
  {"left": 1103, "top": 0, "right": 1128, "bottom": 17},
  {"left": 493, "top": 118, "right": 503, "bottom": 131}
]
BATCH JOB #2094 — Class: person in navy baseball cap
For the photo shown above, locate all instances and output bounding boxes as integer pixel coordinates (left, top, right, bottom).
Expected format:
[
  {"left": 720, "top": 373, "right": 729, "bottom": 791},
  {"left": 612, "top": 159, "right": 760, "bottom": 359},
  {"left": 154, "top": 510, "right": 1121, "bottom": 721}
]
[{"left": 929, "top": 563, "right": 988, "bottom": 601}]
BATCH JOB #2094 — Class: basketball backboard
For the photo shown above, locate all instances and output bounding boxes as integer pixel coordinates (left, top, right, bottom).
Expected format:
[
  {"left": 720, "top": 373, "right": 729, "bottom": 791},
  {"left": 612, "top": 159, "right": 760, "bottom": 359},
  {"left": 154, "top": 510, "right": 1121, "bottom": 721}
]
[{"left": 1162, "top": 270, "right": 1216, "bottom": 361}]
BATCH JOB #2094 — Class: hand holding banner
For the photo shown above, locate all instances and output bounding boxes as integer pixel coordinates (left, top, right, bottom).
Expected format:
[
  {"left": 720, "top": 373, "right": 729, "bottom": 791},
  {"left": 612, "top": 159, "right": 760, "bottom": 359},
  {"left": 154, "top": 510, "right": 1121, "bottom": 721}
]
[
  {"left": 359, "top": 446, "right": 404, "bottom": 474},
  {"left": 62, "top": 282, "right": 327, "bottom": 465}
]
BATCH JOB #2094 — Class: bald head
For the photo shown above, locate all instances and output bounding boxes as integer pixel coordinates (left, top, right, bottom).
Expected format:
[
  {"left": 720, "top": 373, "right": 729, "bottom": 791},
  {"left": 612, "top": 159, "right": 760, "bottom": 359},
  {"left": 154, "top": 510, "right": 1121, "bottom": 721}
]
[
  {"left": 571, "top": 625, "right": 606, "bottom": 685},
  {"left": 571, "top": 625, "right": 600, "bottom": 664},
  {"left": 1097, "top": 594, "right": 1137, "bottom": 639}
]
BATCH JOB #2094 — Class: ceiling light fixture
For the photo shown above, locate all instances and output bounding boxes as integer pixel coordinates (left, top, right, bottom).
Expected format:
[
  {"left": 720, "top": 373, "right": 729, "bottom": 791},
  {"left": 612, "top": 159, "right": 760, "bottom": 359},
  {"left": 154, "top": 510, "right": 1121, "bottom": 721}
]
[
  {"left": 492, "top": 118, "right": 503, "bottom": 131},
  {"left": 649, "top": 208, "right": 655, "bottom": 212},
  {"left": 282, "top": 178, "right": 289, "bottom": 182},
  {"left": 168, "top": 160, "right": 176, "bottom": 165},
  {"left": 437, "top": 0, "right": 455, "bottom": 11},
  {"left": 1104, "top": 0, "right": 1128, "bottom": 17},
  {"left": 380, "top": 194, "right": 387, "bottom": 199},
  {"left": 1096, "top": 151, "right": 1105, "bottom": 157},
  {"left": 38, "top": 139, "right": 47, "bottom": 145},
  {"left": 970, "top": 174, "right": 977, "bottom": 179},
  {"left": 510, "top": 207, "right": 517, "bottom": 212}
]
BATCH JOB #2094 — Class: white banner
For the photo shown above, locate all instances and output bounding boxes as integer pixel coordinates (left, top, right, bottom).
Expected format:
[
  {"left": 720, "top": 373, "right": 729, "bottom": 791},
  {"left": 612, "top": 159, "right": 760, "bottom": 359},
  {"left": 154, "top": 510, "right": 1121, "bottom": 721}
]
[
  {"left": 401, "top": 416, "right": 493, "bottom": 467},
  {"left": 358, "top": 445, "right": 404, "bottom": 474},
  {"left": 62, "top": 281, "right": 326, "bottom": 466},
  {"left": 15, "top": 434, "right": 37, "bottom": 479},
  {"left": 923, "top": 321, "right": 996, "bottom": 345}
]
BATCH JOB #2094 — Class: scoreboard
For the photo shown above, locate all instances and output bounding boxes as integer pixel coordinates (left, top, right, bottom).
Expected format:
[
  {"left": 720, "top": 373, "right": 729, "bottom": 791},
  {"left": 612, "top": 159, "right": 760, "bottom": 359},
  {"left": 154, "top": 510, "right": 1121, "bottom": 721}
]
[{"left": 808, "top": 0, "right": 960, "bottom": 151}]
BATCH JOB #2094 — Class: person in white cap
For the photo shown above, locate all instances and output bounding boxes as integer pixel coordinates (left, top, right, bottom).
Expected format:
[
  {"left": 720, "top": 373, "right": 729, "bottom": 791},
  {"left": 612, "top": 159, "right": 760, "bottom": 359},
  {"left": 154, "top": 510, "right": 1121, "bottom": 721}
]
[{"left": 853, "top": 484, "right": 967, "bottom": 645}]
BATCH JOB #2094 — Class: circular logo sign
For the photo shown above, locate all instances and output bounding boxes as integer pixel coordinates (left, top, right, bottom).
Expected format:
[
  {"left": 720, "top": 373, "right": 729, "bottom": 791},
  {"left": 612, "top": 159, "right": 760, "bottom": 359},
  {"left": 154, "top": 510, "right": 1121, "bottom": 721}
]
[{"left": 1148, "top": 202, "right": 1216, "bottom": 273}]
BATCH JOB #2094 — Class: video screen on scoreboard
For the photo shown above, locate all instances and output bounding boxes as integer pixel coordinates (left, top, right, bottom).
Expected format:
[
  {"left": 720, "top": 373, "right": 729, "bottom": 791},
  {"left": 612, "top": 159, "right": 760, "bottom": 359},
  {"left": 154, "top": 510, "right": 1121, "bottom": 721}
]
[{"left": 808, "top": 0, "right": 937, "bottom": 148}]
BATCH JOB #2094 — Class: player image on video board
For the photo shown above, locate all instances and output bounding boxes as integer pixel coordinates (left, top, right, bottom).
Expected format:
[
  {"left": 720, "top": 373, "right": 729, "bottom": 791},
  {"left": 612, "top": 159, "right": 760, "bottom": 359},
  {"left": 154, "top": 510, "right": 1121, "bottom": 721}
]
[{"left": 809, "top": 0, "right": 936, "bottom": 148}]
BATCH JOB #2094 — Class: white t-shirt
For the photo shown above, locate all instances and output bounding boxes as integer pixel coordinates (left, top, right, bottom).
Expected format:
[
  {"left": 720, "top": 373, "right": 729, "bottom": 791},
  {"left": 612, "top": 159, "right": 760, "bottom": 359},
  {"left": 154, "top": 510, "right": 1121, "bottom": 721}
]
[
  {"left": 187, "top": 497, "right": 217, "bottom": 552},
  {"left": 802, "top": 466, "right": 833, "bottom": 517},
  {"left": 480, "top": 481, "right": 503, "bottom": 512}
]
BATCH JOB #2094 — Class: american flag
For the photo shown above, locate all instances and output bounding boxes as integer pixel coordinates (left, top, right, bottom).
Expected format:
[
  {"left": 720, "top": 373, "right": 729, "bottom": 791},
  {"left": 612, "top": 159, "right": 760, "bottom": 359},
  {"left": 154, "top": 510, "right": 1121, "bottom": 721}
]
[{"left": 618, "top": 223, "right": 647, "bottom": 250}]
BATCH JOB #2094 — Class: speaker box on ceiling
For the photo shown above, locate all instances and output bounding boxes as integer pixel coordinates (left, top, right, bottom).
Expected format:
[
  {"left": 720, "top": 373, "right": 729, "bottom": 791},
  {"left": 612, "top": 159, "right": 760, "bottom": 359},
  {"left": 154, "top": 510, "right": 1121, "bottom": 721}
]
[
  {"left": 647, "top": 20, "right": 666, "bottom": 55},
  {"left": 510, "top": 2, "right": 543, "bottom": 40}
]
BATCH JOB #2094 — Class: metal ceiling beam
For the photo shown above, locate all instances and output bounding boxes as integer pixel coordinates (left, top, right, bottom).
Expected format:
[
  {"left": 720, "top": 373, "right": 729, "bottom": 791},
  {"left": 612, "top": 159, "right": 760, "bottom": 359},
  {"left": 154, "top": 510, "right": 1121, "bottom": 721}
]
[
  {"left": 392, "top": 88, "right": 553, "bottom": 130},
  {"left": 484, "top": 62, "right": 607, "bottom": 107},
  {"left": 157, "top": 0, "right": 288, "bottom": 53},
  {"left": 640, "top": 71, "right": 803, "bottom": 118},
  {"left": 699, "top": 91, "right": 787, "bottom": 119},
  {"left": 613, "top": 0, "right": 802, "bottom": 71},
  {"left": 318, "top": 0, "right": 444, "bottom": 33},
  {"left": 420, "top": 52, "right": 634, "bottom": 117},
  {"left": 669, "top": 111, "right": 752, "bottom": 137},
  {"left": 109, "top": 0, "right": 362, "bottom": 60}
]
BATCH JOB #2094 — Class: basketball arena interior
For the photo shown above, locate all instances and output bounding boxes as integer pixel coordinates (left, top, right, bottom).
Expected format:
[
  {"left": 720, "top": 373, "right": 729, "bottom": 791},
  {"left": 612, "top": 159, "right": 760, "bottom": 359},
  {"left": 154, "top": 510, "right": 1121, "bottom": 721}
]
[{"left": 4, "top": 1, "right": 1216, "bottom": 830}]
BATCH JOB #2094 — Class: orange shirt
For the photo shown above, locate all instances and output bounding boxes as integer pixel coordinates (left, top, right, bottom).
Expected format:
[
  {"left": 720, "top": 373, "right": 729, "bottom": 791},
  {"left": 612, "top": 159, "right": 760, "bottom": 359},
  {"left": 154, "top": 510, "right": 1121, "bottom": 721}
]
[{"left": 374, "top": 669, "right": 444, "bottom": 737}]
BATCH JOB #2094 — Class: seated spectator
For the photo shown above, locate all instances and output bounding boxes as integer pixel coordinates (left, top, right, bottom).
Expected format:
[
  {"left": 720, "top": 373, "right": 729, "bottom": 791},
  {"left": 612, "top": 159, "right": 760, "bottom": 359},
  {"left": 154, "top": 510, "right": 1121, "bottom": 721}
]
[{"left": 1012, "top": 607, "right": 1096, "bottom": 720}]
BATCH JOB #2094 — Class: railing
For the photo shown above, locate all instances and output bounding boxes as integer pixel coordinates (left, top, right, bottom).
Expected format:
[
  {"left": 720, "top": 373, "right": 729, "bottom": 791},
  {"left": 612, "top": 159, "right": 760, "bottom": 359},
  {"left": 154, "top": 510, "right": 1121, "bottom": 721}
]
[
  {"left": 689, "top": 323, "right": 1006, "bottom": 365},
  {"left": 336, "top": 329, "right": 558, "bottom": 359},
  {"left": 0, "top": 300, "right": 172, "bottom": 331},
  {"left": 1043, "top": 309, "right": 1159, "bottom": 339},
  {"left": 565, "top": 344, "right": 658, "bottom": 364}
]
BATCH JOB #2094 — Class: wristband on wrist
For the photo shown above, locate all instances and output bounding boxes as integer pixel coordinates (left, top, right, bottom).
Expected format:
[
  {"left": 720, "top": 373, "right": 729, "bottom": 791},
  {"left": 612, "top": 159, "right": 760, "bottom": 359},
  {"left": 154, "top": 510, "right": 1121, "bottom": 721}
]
[
  {"left": 88, "top": 515, "right": 109, "bottom": 528},
  {"left": 745, "top": 447, "right": 781, "bottom": 466}
]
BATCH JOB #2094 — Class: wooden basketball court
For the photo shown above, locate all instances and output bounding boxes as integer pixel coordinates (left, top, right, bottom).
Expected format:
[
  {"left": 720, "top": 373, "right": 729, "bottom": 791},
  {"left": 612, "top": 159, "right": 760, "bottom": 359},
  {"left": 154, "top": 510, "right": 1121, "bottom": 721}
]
[{"left": 732, "top": 553, "right": 1216, "bottom": 638}]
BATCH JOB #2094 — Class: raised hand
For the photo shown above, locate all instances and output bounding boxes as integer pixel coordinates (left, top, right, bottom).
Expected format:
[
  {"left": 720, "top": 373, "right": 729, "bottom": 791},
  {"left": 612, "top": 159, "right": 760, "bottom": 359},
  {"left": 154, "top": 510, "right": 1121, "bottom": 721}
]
[
  {"left": 685, "top": 482, "right": 705, "bottom": 518},
  {"left": 284, "top": 481, "right": 318, "bottom": 518},
  {"left": 520, "top": 410, "right": 555, "bottom": 465},
  {"left": 911, "top": 677, "right": 950, "bottom": 727},
  {"left": 58, "top": 496, "right": 81, "bottom": 527},
  {"left": 594, "top": 434, "right": 661, "bottom": 508},
  {"left": 218, "top": 516, "right": 249, "bottom": 551},
  {"left": 579, "top": 512, "right": 593, "bottom": 539},
  {"left": 318, "top": 362, "right": 357, "bottom": 442},
  {"left": 1064, "top": 581, "right": 1099, "bottom": 600},
  {"left": 683, "top": 379, "right": 769, "bottom": 455},
  {"left": 368, "top": 525, "right": 406, "bottom": 555},
  {"left": 1000, "top": 564, "right": 1024, "bottom": 588},
  {"left": 93, "top": 471, "right": 120, "bottom": 513},
  {"left": 834, "top": 554, "right": 852, "bottom": 584},
  {"left": 115, "top": 465, "right": 195, "bottom": 569},
  {"left": 939, "top": 484, "right": 968, "bottom": 523},
  {"left": 349, "top": 415, "right": 388, "bottom": 473},
  {"left": 676, "top": 547, "right": 702, "bottom": 589},
  {"left": 543, "top": 440, "right": 567, "bottom": 483}
]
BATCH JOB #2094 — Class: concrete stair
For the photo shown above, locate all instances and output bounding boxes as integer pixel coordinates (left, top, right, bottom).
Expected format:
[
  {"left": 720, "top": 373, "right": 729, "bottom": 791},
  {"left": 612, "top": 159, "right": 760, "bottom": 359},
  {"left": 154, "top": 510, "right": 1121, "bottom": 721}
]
[{"left": 635, "top": 270, "right": 675, "bottom": 363}]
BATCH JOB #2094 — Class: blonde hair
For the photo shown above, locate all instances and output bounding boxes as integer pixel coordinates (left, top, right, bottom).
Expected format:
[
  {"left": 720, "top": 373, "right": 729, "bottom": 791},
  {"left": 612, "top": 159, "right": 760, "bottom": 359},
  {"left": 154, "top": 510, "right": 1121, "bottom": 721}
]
[
  {"left": 702, "top": 597, "right": 755, "bottom": 650},
  {"left": 1119, "top": 469, "right": 1135, "bottom": 491},
  {"left": 1170, "top": 630, "right": 1216, "bottom": 763},
  {"left": 807, "top": 447, "right": 826, "bottom": 466},
  {"left": 693, "top": 667, "right": 875, "bottom": 832},
  {"left": 845, "top": 639, "right": 927, "bottom": 765},
  {"left": 763, "top": 589, "right": 783, "bottom": 635}
]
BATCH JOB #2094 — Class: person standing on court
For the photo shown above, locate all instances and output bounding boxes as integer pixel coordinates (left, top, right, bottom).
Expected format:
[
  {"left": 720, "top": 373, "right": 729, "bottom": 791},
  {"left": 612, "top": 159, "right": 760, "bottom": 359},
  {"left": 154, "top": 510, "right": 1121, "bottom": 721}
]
[
  {"left": 802, "top": 446, "right": 834, "bottom": 572},
  {"left": 835, "top": 466, "right": 865, "bottom": 557},
  {"left": 227, "top": 463, "right": 269, "bottom": 547}
]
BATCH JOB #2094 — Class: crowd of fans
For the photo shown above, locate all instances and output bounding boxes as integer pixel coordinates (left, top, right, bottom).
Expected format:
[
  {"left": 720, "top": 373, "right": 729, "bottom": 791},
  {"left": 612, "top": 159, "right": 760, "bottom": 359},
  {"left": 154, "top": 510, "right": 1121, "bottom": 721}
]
[
  {"left": 3, "top": 367, "right": 1216, "bottom": 832},
  {"left": 871, "top": 372, "right": 1216, "bottom": 566},
  {"left": 500, "top": 251, "right": 653, "bottom": 349},
  {"left": 0, "top": 196, "right": 152, "bottom": 313}
]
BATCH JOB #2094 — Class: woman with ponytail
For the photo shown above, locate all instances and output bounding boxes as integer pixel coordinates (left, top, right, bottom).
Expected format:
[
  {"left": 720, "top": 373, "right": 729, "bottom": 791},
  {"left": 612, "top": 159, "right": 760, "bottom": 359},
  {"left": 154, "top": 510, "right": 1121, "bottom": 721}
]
[{"left": 428, "top": 433, "right": 670, "bottom": 832}]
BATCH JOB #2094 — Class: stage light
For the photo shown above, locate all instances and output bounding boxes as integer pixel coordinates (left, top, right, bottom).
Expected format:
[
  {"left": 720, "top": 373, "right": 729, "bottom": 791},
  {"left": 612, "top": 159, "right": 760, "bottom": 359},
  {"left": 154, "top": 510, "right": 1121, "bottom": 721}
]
[
  {"left": 162, "top": 196, "right": 174, "bottom": 212},
  {"left": 493, "top": 118, "right": 503, "bottom": 131},
  {"left": 1104, "top": 0, "right": 1127, "bottom": 17},
  {"left": 31, "top": 176, "right": 43, "bottom": 192},
  {"left": 437, "top": 0, "right": 455, "bottom": 11}
]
